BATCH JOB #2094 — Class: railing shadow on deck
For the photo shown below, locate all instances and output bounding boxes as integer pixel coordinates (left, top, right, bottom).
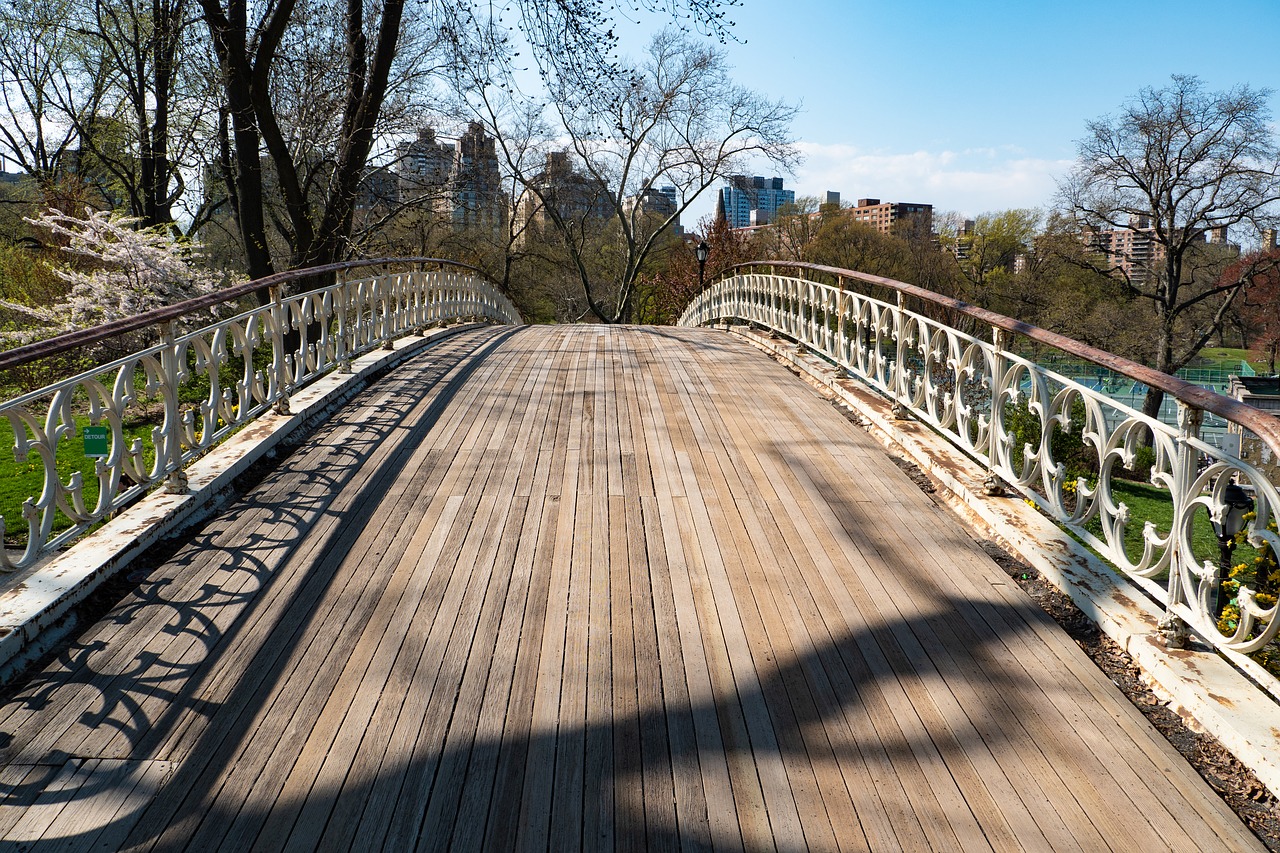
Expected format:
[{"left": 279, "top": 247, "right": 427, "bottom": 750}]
[
  {"left": 3, "top": 593, "right": 1080, "bottom": 850},
  {"left": 0, "top": 328, "right": 520, "bottom": 841}
]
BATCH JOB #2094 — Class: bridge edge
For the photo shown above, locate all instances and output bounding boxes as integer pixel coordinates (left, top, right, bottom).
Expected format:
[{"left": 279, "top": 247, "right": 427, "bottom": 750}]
[{"left": 726, "top": 323, "right": 1280, "bottom": 802}]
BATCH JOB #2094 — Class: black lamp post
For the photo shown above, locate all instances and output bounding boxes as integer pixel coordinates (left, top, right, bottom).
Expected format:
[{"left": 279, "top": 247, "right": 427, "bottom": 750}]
[
  {"left": 1211, "top": 481, "right": 1254, "bottom": 618},
  {"left": 695, "top": 240, "right": 710, "bottom": 290}
]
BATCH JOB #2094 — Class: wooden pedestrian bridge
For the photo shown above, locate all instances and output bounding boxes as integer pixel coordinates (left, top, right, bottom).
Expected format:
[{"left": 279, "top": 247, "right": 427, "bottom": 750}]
[{"left": 0, "top": 259, "right": 1278, "bottom": 850}]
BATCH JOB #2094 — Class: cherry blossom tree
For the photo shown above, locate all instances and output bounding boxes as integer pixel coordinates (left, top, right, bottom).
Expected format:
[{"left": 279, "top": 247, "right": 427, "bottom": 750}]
[{"left": 0, "top": 208, "right": 228, "bottom": 347}]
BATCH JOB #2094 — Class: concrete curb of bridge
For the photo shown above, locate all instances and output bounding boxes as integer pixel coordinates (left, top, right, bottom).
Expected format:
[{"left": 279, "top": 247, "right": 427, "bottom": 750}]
[
  {"left": 729, "top": 325, "right": 1280, "bottom": 801},
  {"left": 0, "top": 323, "right": 488, "bottom": 685}
]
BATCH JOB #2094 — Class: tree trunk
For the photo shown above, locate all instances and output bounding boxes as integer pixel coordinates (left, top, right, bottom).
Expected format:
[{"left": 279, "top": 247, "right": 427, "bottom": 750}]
[{"left": 1140, "top": 314, "right": 1178, "bottom": 430}]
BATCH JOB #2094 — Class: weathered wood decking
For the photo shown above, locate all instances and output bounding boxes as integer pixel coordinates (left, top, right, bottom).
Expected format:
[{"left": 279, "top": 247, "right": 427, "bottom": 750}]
[{"left": 0, "top": 325, "right": 1263, "bottom": 851}]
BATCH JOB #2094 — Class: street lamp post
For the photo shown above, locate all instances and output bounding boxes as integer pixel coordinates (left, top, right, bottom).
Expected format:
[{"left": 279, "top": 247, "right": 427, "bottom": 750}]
[
  {"left": 1211, "top": 481, "right": 1255, "bottom": 618},
  {"left": 695, "top": 240, "right": 710, "bottom": 291}
]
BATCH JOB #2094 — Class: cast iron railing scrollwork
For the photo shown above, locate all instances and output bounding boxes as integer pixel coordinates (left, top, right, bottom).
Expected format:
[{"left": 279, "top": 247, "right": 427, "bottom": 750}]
[
  {"left": 680, "top": 262, "right": 1280, "bottom": 667},
  {"left": 0, "top": 258, "right": 521, "bottom": 572}
]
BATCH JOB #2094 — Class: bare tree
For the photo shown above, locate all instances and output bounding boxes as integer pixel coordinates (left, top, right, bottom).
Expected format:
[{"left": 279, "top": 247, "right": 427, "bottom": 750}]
[
  {"left": 769, "top": 196, "right": 822, "bottom": 261},
  {"left": 463, "top": 28, "right": 795, "bottom": 323},
  {"left": 1060, "top": 75, "right": 1280, "bottom": 418},
  {"left": 0, "top": 0, "right": 216, "bottom": 230},
  {"left": 197, "top": 0, "right": 422, "bottom": 282},
  {"left": 203, "top": 0, "right": 745, "bottom": 289},
  {"left": 73, "top": 0, "right": 214, "bottom": 228},
  {"left": 0, "top": 0, "right": 111, "bottom": 191}
]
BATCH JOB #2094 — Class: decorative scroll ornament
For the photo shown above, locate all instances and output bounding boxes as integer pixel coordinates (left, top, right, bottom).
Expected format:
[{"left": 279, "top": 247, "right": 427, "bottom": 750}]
[
  {"left": 1, "top": 266, "right": 520, "bottom": 572},
  {"left": 680, "top": 268, "right": 1280, "bottom": 664}
]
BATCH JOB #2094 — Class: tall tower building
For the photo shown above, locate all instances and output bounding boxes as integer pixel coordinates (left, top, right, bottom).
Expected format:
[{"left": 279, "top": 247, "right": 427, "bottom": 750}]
[
  {"left": 398, "top": 128, "right": 455, "bottom": 211},
  {"left": 453, "top": 122, "right": 504, "bottom": 231},
  {"left": 717, "top": 175, "right": 794, "bottom": 228}
]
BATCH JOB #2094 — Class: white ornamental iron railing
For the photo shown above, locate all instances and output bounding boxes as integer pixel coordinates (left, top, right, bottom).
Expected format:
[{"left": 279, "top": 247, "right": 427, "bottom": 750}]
[
  {"left": 681, "top": 261, "right": 1280, "bottom": 669},
  {"left": 0, "top": 258, "right": 521, "bottom": 572}
]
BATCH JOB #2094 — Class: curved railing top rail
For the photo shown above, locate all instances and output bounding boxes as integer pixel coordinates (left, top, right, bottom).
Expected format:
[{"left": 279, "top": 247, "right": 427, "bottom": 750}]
[
  {"left": 0, "top": 256, "right": 492, "bottom": 373},
  {"left": 719, "top": 260, "right": 1280, "bottom": 457},
  {"left": 0, "top": 258, "right": 517, "bottom": 573}
]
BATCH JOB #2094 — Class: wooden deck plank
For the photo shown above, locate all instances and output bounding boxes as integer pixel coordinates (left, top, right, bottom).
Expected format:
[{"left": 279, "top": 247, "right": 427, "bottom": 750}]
[
  {"left": 693, "top": 360, "right": 922, "bottom": 851},
  {"left": 182, "top": 343, "right": 523, "bottom": 822},
  {"left": 583, "top": 345, "right": 617, "bottom": 853},
  {"left": 743, "top": 362, "right": 1218, "bottom": 850},
  {"left": 0, "top": 325, "right": 1265, "bottom": 853},
  {"left": 515, "top": 333, "right": 588, "bottom": 852},
  {"left": 665, "top": 333, "right": 957, "bottom": 850},
  {"left": 125, "top": 334, "right": 522, "bottom": 850},
  {"left": 274, "top": 328, "right": 543, "bottom": 852},
  {"left": 674, "top": 399, "right": 842, "bottom": 851},
  {"left": 735, "top": 392, "right": 1044, "bottom": 852},
  {"left": 311, "top": 340, "right": 553, "bottom": 852},
  {"left": 2, "top": 759, "right": 92, "bottom": 844}
]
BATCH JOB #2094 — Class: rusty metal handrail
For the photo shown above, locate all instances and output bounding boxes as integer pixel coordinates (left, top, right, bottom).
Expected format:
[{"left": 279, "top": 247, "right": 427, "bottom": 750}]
[
  {"left": 0, "top": 257, "right": 486, "bottom": 372},
  {"left": 719, "top": 260, "right": 1280, "bottom": 457}
]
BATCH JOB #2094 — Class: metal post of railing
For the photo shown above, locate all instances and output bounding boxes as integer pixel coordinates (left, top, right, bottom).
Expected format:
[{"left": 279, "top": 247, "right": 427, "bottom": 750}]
[
  {"left": 984, "top": 326, "right": 1009, "bottom": 495},
  {"left": 414, "top": 263, "right": 428, "bottom": 334},
  {"left": 835, "top": 278, "right": 849, "bottom": 379},
  {"left": 891, "top": 292, "right": 910, "bottom": 419},
  {"left": 381, "top": 265, "right": 395, "bottom": 350},
  {"left": 159, "top": 320, "right": 189, "bottom": 494},
  {"left": 1160, "top": 401, "right": 1203, "bottom": 648},
  {"left": 336, "top": 274, "right": 353, "bottom": 374},
  {"left": 269, "top": 282, "right": 291, "bottom": 415}
]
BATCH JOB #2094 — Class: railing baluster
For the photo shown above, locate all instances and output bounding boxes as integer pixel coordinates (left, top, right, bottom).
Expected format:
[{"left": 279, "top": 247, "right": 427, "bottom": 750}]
[{"left": 679, "top": 262, "right": 1280, "bottom": 666}]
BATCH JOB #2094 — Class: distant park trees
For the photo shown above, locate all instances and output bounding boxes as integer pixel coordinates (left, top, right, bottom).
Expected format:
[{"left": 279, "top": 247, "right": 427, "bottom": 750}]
[
  {"left": 457, "top": 28, "right": 796, "bottom": 323},
  {"left": 1060, "top": 75, "right": 1280, "bottom": 416},
  {"left": 0, "top": 0, "right": 752, "bottom": 283},
  {"left": 0, "top": 0, "right": 213, "bottom": 229}
]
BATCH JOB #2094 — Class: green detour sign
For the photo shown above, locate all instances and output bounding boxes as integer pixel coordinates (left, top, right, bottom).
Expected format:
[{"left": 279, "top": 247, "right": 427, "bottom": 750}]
[{"left": 83, "top": 425, "right": 109, "bottom": 458}]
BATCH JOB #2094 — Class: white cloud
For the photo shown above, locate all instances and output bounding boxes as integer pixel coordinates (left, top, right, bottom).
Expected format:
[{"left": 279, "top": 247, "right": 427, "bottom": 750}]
[{"left": 788, "top": 142, "right": 1074, "bottom": 218}]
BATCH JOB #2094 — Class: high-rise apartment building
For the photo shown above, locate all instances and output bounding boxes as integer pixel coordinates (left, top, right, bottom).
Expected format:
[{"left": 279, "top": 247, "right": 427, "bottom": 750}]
[
  {"left": 622, "top": 184, "right": 681, "bottom": 234},
  {"left": 397, "top": 127, "right": 455, "bottom": 211},
  {"left": 514, "top": 151, "right": 611, "bottom": 243},
  {"left": 848, "top": 198, "right": 933, "bottom": 235},
  {"left": 717, "top": 175, "right": 794, "bottom": 228},
  {"left": 453, "top": 123, "right": 504, "bottom": 230},
  {"left": 1083, "top": 215, "right": 1165, "bottom": 282},
  {"left": 393, "top": 124, "right": 504, "bottom": 230}
]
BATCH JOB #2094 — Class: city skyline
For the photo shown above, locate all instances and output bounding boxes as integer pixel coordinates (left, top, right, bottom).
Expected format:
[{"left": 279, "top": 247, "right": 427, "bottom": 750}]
[{"left": 655, "top": 0, "right": 1280, "bottom": 227}]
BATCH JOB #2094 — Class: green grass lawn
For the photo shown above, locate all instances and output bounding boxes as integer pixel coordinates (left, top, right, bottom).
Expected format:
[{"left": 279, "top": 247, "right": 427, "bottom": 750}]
[
  {"left": 0, "top": 340, "right": 285, "bottom": 551},
  {"left": 1084, "top": 477, "right": 1262, "bottom": 581},
  {"left": 1193, "top": 347, "right": 1272, "bottom": 373}
]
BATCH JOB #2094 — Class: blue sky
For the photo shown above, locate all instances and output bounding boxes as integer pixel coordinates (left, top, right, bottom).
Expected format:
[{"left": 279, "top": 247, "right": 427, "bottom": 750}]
[{"left": 629, "top": 0, "right": 1280, "bottom": 224}]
